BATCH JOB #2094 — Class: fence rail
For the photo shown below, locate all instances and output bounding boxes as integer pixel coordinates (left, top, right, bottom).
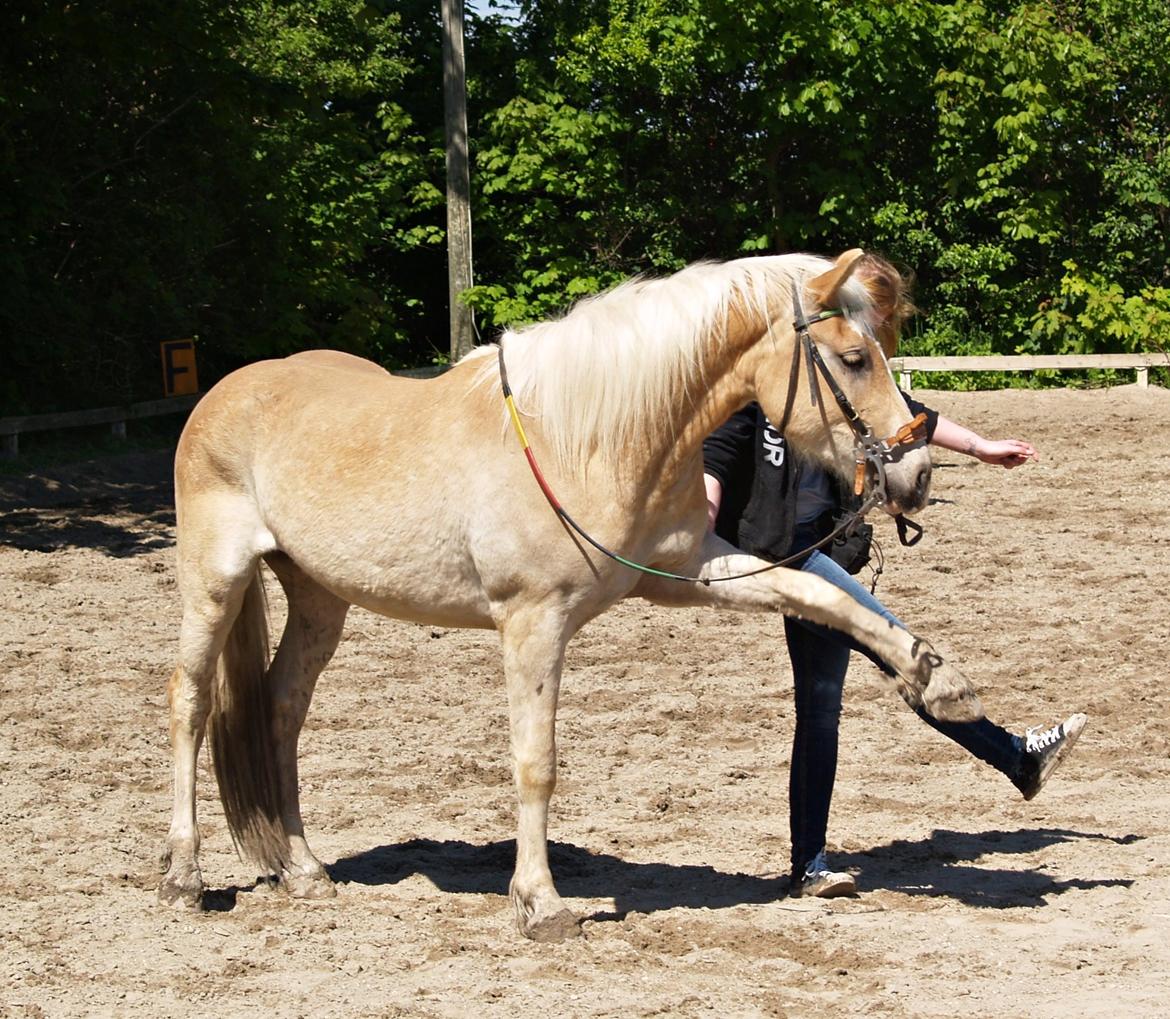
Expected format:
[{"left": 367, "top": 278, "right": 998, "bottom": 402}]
[
  {"left": 0, "top": 366, "right": 446, "bottom": 459},
  {"left": 890, "top": 352, "right": 1170, "bottom": 391},
  {"left": 1, "top": 394, "right": 204, "bottom": 459}
]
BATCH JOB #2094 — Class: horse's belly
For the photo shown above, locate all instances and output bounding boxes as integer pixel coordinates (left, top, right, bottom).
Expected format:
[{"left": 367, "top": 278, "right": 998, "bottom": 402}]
[
  {"left": 293, "top": 549, "right": 495, "bottom": 628},
  {"left": 336, "top": 581, "right": 496, "bottom": 630},
  {"left": 265, "top": 509, "right": 497, "bottom": 628}
]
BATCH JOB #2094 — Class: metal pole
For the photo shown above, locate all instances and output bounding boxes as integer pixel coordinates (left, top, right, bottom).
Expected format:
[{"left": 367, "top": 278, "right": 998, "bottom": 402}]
[{"left": 442, "top": 0, "right": 475, "bottom": 362}]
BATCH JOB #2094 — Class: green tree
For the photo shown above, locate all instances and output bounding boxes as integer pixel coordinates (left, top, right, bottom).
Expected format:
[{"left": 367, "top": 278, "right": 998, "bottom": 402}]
[
  {"left": 4, "top": 0, "right": 1165, "bottom": 413},
  {"left": 465, "top": 0, "right": 1168, "bottom": 375},
  {"left": 0, "top": 0, "right": 433, "bottom": 413}
]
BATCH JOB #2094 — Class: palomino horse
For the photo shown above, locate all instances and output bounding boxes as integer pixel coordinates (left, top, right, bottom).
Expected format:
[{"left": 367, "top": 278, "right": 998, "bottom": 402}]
[{"left": 161, "top": 249, "right": 982, "bottom": 941}]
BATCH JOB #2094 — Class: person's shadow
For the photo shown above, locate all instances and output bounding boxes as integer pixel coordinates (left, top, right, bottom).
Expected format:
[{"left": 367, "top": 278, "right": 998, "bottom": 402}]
[
  {"left": 831, "top": 827, "right": 1139, "bottom": 907},
  {"left": 193, "top": 827, "right": 1139, "bottom": 919}
]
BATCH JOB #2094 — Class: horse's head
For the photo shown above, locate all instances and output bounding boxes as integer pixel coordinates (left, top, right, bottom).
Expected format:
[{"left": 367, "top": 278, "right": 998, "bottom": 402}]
[{"left": 752, "top": 249, "right": 932, "bottom": 516}]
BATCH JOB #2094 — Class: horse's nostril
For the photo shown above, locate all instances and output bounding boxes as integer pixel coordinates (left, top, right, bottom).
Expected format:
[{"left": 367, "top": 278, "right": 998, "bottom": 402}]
[{"left": 915, "top": 466, "right": 932, "bottom": 502}]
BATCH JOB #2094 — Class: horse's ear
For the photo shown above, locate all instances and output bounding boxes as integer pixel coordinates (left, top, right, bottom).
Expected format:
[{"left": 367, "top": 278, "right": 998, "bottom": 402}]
[{"left": 808, "top": 249, "right": 866, "bottom": 307}]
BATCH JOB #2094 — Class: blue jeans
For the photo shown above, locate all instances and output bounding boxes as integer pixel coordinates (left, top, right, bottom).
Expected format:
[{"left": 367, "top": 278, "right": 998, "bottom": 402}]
[{"left": 785, "top": 524, "right": 1027, "bottom": 876}]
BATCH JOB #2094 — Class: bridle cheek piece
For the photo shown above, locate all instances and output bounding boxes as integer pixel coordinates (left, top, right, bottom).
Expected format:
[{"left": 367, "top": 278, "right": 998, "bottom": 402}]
[{"left": 785, "top": 283, "right": 927, "bottom": 516}]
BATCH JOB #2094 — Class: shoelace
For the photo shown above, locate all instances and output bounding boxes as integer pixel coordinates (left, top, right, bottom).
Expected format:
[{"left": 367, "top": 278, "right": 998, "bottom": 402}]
[
  {"left": 1025, "top": 722, "right": 1063, "bottom": 753},
  {"left": 804, "top": 851, "right": 831, "bottom": 878}
]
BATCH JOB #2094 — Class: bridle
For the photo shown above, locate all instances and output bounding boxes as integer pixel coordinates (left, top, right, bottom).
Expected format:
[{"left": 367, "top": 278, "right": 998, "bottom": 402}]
[
  {"left": 497, "top": 279, "right": 929, "bottom": 585},
  {"left": 784, "top": 282, "right": 927, "bottom": 517}
]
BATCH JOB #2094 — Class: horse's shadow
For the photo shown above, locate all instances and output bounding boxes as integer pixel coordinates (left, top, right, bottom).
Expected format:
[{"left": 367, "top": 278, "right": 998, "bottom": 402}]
[
  {"left": 325, "top": 838, "right": 789, "bottom": 920},
  {"left": 239, "top": 827, "right": 1138, "bottom": 921}
]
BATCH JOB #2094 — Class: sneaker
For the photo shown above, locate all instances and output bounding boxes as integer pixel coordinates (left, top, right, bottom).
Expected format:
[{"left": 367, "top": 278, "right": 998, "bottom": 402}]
[
  {"left": 791, "top": 851, "right": 857, "bottom": 899},
  {"left": 1013, "top": 712, "right": 1088, "bottom": 801}
]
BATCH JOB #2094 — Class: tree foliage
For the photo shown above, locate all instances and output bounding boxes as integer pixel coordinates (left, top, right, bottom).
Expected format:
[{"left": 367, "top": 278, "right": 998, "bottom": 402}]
[
  {"left": 2, "top": 0, "right": 1167, "bottom": 413},
  {"left": 468, "top": 0, "right": 1169, "bottom": 373},
  {"left": 1, "top": 0, "right": 435, "bottom": 412}
]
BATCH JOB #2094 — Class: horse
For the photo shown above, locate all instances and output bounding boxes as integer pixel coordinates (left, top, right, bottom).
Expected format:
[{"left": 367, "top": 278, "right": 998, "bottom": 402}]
[{"left": 160, "top": 248, "right": 983, "bottom": 942}]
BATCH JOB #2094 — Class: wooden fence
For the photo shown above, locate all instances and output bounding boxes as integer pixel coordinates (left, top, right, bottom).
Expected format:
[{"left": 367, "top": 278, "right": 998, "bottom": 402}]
[
  {"left": 0, "top": 366, "right": 448, "bottom": 459},
  {"left": 890, "top": 352, "right": 1169, "bottom": 391},
  {"left": 1, "top": 394, "right": 203, "bottom": 459},
  {"left": 3, "top": 354, "right": 1166, "bottom": 458}
]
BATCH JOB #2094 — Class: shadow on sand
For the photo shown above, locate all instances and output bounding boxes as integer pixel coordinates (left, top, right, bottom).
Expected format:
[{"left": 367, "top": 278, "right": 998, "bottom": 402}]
[
  {"left": 226, "top": 827, "right": 1146, "bottom": 922},
  {"left": 0, "top": 450, "right": 175, "bottom": 557}
]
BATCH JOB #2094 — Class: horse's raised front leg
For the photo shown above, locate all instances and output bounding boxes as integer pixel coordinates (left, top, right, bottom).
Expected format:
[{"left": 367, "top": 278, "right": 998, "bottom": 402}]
[
  {"left": 265, "top": 553, "right": 350, "bottom": 899},
  {"left": 632, "top": 533, "right": 983, "bottom": 723},
  {"left": 499, "top": 606, "right": 580, "bottom": 942}
]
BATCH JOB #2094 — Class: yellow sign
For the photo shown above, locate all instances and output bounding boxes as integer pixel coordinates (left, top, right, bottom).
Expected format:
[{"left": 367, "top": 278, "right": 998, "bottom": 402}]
[{"left": 161, "top": 339, "right": 199, "bottom": 396}]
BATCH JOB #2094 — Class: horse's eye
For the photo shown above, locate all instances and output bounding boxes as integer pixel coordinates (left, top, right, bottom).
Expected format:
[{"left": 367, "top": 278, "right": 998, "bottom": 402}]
[{"left": 841, "top": 350, "right": 866, "bottom": 369}]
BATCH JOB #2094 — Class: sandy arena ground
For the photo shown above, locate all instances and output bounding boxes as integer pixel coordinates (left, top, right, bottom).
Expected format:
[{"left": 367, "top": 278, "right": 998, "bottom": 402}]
[{"left": 1, "top": 385, "right": 1168, "bottom": 1018}]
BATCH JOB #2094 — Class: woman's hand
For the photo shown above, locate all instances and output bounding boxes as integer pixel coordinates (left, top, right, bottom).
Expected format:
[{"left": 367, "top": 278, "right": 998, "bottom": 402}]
[
  {"left": 971, "top": 437, "right": 1037, "bottom": 468},
  {"left": 930, "top": 415, "right": 1037, "bottom": 468},
  {"left": 703, "top": 473, "right": 722, "bottom": 532}
]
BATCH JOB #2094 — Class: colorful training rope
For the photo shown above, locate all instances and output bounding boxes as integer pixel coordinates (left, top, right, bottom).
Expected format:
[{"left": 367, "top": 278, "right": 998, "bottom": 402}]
[{"left": 497, "top": 342, "right": 704, "bottom": 583}]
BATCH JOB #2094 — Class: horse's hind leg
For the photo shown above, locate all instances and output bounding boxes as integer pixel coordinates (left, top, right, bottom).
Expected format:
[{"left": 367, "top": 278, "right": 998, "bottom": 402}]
[
  {"left": 264, "top": 553, "right": 349, "bottom": 899},
  {"left": 161, "top": 659, "right": 215, "bottom": 908},
  {"left": 500, "top": 606, "right": 580, "bottom": 942},
  {"left": 160, "top": 531, "right": 259, "bottom": 908}
]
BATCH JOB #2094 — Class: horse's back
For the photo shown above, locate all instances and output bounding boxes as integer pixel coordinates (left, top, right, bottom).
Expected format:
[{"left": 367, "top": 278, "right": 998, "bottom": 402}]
[
  {"left": 179, "top": 351, "right": 456, "bottom": 462},
  {"left": 177, "top": 349, "right": 491, "bottom": 512},
  {"left": 285, "top": 349, "right": 393, "bottom": 378}
]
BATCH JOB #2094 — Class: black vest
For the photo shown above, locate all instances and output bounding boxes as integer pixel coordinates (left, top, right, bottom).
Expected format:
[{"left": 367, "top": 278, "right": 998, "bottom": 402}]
[{"left": 703, "top": 403, "right": 805, "bottom": 561}]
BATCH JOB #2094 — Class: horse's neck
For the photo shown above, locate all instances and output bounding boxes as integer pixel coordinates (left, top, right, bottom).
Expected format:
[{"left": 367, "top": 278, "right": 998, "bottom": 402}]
[{"left": 641, "top": 301, "right": 787, "bottom": 487}]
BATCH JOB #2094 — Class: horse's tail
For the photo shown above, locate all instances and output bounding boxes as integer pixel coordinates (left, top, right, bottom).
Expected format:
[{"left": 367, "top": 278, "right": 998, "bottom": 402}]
[{"left": 207, "top": 568, "right": 290, "bottom": 875}]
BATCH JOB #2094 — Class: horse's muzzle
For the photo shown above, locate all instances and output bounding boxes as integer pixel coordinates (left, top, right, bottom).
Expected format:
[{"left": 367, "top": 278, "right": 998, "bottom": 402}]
[{"left": 883, "top": 462, "right": 932, "bottom": 516}]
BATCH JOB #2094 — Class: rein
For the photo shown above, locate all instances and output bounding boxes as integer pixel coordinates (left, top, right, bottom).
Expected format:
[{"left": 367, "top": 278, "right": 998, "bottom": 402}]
[{"left": 497, "top": 287, "right": 925, "bottom": 585}]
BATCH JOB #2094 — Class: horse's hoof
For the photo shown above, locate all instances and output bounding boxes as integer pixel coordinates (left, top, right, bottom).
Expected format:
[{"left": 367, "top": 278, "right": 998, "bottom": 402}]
[
  {"left": 894, "top": 678, "right": 924, "bottom": 710},
  {"left": 282, "top": 871, "right": 337, "bottom": 900},
  {"left": 158, "top": 877, "right": 203, "bottom": 910},
  {"left": 910, "top": 640, "right": 985, "bottom": 723},
  {"left": 923, "top": 666, "right": 984, "bottom": 722},
  {"left": 928, "top": 687, "right": 984, "bottom": 723},
  {"left": 521, "top": 908, "right": 581, "bottom": 943}
]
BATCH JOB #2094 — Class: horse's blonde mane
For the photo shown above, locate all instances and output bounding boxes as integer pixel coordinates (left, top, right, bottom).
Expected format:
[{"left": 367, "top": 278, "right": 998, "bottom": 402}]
[{"left": 468, "top": 254, "right": 875, "bottom": 473}]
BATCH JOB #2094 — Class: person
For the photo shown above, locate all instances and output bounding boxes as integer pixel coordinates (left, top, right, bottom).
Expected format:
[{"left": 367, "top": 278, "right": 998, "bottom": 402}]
[{"left": 702, "top": 255, "right": 1087, "bottom": 899}]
